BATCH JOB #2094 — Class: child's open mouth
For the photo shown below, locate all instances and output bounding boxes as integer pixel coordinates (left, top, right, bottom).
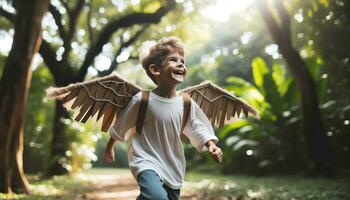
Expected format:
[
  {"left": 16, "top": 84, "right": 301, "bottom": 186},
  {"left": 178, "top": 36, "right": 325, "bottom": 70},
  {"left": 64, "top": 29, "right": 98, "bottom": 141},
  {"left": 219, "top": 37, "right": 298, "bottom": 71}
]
[
  {"left": 172, "top": 70, "right": 185, "bottom": 82},
  {"left": 173, "top": 70, "right": 184, "bottom": 75}
]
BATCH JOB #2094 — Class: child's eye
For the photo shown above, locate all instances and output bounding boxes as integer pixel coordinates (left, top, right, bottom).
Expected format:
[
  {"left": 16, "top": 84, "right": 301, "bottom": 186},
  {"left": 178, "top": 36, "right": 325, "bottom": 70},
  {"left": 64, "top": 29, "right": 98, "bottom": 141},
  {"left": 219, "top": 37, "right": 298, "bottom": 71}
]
[{"left": 168, "top": 57, "right": 184, "bottom": 64}]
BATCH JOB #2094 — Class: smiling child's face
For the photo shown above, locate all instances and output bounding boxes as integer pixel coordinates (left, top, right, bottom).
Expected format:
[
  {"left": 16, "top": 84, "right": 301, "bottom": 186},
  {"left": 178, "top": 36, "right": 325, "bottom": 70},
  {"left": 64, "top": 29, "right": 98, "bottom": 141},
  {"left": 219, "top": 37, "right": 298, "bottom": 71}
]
[{"left": 156, "top": 51, "right": 187, "bottom": 86}]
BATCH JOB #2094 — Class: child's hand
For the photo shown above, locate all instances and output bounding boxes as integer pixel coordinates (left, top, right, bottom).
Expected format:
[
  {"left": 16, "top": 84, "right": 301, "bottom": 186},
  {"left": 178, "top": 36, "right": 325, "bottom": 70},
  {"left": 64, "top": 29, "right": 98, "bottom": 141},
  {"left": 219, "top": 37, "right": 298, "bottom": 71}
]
[
  {"left": 104, "top": 137, "right": 116, "bottom": 163},
  {"left": 208, "top": 144, "right": 223, "bottom": 163},
  {"left": 103, "top": 149, "right": 115, "bottom": 163}
]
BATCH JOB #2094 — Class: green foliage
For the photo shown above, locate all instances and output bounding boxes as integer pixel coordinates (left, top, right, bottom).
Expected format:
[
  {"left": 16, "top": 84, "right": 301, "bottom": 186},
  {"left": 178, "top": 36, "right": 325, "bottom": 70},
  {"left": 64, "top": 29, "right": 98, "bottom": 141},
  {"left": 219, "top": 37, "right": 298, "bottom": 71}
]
[
  {"left": 252, "top": 57, "right": 269, "bottom": 89},
  {"left": 272, "top": 64, "right": 292, "bottom": 96},
  {"left": 55, "top": 118, "right": 104, "bottom": 173},
  {"left": 24, "top": 66, "right": 54, "bottom": 173},
  {"left": 0, "top": 55, "right": 6, "bottom": 78},
  {"left": 217, "top": 52, "right": 350, "bottom": 175},
  {"left": 182, "top": 8, "right": 272, "bottom": 87},
  {"left": 0, "top": 174, "right": 90, "bottom": 200},
  {"left": 24, "top": 65, "right": 103, "bottom": 174},
  {"left": 291, "top": 0, "right": 350, "bottom": 168},
  {"left": 219, "top": 57, "right": 306, "bottom": 174},
  {"left": 92, "top": 134, "right": 129, "bottom": 168}
]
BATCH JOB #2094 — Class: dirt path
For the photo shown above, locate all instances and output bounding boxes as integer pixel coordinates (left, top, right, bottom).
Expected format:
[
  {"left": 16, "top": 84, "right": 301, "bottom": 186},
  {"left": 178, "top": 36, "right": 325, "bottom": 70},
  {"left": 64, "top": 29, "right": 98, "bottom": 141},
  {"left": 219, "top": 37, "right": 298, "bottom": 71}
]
[{"left": 76, "top": 171, "right": 139, "bottom": 200}]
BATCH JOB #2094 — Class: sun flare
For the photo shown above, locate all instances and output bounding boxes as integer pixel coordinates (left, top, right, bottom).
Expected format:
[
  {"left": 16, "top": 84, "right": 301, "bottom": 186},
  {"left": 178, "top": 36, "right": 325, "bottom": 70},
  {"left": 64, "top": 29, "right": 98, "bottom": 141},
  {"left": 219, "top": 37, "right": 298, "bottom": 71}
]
[{"left": 201, "top": 0, "right": 252, "bottom": 22}]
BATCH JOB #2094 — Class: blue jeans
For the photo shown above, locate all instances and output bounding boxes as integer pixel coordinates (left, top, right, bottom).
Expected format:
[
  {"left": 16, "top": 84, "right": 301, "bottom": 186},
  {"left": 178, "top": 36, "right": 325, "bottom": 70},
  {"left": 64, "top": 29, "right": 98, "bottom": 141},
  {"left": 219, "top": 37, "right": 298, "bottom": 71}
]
[{"left": 136, "top": 169, "right": 180, "bottom": 200}]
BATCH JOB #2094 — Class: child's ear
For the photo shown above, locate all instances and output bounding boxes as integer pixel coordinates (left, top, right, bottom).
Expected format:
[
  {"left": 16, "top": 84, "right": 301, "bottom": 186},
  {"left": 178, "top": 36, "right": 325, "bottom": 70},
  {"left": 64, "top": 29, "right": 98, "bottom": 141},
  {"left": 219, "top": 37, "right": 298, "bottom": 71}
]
[{"left": 149, "top": 64, "right": 160, "bottom": 76}]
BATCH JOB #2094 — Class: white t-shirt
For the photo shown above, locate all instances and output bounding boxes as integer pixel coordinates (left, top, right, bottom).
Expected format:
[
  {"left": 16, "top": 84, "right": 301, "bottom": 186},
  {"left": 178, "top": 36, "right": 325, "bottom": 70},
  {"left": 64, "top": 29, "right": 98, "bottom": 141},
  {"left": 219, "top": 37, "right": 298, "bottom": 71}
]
[{"left": 109, "top": 91, "right": 218, "bottom": 189}]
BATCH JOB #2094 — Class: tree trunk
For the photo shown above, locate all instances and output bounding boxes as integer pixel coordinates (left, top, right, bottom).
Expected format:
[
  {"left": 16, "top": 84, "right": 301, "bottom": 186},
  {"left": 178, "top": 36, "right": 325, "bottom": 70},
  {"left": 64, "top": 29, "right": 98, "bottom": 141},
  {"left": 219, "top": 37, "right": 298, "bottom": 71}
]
[
  {"left": 11, "top": 124, "right": 30, "bottom": 192},
  {"left": 46, "top": 69, "right": 73, "bottom": 175},
  {"left": 0, "top": 0, "right": 49, "bottom": 193},
  {"left": 48, "top": 101, "right": 69, "bottom": 175},
  {"left": 280, "top": 46, "right": 334, "bottom": 175},
  {"left": 257, "top": 0, "right": 335, "bottom": 176}
]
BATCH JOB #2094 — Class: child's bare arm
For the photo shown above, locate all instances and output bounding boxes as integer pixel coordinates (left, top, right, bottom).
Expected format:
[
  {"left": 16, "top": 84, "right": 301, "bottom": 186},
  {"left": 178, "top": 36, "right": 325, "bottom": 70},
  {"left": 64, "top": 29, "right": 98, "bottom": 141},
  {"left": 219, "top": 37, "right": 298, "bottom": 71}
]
[
  {"left": 205, "top": 140, "right": 223, "bottom": 163},
  {"left": 103, "top": 137, "right": 116, "bottom": 163}
]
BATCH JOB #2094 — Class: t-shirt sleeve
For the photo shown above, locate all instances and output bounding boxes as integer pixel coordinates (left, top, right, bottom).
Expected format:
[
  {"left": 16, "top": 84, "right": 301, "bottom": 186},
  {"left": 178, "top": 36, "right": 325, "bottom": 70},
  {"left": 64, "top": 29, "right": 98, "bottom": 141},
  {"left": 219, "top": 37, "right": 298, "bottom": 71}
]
[
  {"left": 183, "top": 99, "right": 218, "bottom": 152},
  {"left": 108, "top": 92, "right": 141, "bottom": 142}
]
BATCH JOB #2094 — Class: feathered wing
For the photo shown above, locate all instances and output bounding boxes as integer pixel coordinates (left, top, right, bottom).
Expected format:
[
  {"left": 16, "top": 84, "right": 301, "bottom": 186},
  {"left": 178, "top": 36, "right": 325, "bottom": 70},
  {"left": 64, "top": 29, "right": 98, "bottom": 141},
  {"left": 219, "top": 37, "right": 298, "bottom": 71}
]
[
  {"left": 180, "top": 81, "right": 260, "bottom": 128},
  {"left": 46, "top": 74, "right": 142, "bottom": 132}
]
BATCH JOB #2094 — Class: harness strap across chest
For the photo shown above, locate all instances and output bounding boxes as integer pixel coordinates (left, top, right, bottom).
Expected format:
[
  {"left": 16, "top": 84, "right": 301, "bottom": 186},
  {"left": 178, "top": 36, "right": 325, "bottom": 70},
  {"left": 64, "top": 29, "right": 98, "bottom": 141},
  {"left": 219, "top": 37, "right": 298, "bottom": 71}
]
[{"left": 135, "top": 91, "right": 191, "bottom": 134}]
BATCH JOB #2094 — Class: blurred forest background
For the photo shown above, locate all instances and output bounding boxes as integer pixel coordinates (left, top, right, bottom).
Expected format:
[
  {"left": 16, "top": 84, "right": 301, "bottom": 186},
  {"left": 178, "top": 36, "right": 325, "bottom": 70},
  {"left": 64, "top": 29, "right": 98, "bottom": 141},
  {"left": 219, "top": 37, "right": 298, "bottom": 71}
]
[{"left": 0, "top": 0, "right": 349, "bottom": 198}]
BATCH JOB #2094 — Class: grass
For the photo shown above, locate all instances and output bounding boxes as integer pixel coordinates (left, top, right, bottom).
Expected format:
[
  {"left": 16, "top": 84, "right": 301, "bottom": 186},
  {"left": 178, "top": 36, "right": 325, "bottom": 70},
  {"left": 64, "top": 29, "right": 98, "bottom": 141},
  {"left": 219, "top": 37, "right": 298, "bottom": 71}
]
[
  {"left": 0, "top": 173, "right": 91, "bottom": 200},
  {"left": 183, "top": 171, "right": 350, "bottom": 199},
  {"left": 1, "top": 168, "right": 349, "bottom": 200},
  {"left": 0, "top": 168, "right": 131, "bottom": 200}
]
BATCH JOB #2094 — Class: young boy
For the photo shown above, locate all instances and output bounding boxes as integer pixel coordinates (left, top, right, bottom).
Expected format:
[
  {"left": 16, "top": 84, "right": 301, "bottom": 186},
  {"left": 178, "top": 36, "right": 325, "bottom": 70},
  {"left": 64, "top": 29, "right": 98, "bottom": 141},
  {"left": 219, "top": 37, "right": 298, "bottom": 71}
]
[{"left": 103, "top": 37, "right": 223, "bottom": 200}]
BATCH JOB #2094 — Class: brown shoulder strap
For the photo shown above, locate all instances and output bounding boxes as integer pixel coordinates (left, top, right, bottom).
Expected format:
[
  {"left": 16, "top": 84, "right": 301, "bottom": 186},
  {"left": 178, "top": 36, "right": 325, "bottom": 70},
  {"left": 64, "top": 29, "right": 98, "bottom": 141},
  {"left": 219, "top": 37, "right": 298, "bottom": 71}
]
[
  {"left": 181, "top": 93, "right": 191, "bottom": 132},
  {"left": 136, "top": 91, "right": 150, "bottom": 134}
]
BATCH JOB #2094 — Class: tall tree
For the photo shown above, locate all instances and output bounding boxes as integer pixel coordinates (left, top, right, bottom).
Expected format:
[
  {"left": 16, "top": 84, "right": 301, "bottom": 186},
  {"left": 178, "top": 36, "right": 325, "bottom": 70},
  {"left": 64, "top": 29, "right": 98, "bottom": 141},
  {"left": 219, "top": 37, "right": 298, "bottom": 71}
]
[
  {"left": 256, "top": 0, "right": 335, "bottom": 176},
  {"left": 0, "top": 0, "right": 49, "bottom": 193}
]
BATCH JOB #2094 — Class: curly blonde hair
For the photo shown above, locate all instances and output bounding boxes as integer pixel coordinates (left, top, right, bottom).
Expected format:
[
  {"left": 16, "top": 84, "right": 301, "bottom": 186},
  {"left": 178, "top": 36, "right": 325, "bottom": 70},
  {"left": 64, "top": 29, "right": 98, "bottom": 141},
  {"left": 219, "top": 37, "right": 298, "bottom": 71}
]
[{"left": 139, "top": 36, "right": 185, "bottom": 84}]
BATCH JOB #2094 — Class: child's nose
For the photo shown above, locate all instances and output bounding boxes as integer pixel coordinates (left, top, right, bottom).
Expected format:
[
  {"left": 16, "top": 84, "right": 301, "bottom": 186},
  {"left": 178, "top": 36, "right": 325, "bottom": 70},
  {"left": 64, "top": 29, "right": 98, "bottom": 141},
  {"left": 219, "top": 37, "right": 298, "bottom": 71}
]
[{"left": 177, "top": 62, "right": 185, "bottom": 68}]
